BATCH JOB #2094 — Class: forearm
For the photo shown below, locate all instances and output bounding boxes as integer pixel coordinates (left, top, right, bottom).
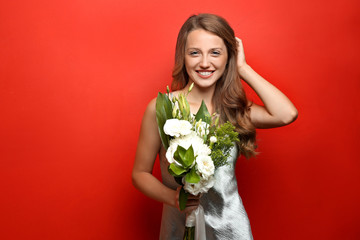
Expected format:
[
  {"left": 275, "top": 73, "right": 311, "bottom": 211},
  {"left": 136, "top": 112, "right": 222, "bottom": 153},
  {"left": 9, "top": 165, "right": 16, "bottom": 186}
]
[
  {"left": 239, "top": 64, "right": 298, "bottom": 123},
  {"left": 132, "top": 171, "right": 177, "bottom": 207}
]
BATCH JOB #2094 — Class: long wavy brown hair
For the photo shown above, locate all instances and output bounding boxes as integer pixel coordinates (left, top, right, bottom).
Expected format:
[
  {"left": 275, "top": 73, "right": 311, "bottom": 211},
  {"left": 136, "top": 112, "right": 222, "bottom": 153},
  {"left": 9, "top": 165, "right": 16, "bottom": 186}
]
[{"left": 171, "top": 13, "right": 257, "bottom": 158}]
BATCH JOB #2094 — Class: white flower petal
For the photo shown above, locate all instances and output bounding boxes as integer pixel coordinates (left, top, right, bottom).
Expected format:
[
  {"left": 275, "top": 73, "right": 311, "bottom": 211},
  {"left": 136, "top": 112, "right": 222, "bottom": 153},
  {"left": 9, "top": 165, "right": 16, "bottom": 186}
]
[
  {"left": 183, "top": 176, "right": 215, "bottom": 195},
  {"left": 163, "top": 119, "right": 192, "bottom": 137},
  {"left": 196, "top": 155, "right": 215, "bottom": 179}
]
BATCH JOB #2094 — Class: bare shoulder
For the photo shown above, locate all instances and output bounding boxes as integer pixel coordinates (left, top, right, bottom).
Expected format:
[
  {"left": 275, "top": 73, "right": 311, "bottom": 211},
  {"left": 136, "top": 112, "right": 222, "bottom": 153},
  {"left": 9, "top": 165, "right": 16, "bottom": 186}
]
[
  {"left": 146, "top": 97, "right": 157, "bottom": 113},
  {"left": 142, "top": 97, "right": 158, "bottom": 126},
  {"left": 137, "top": 97, "right": 161, "bottom": 154},
  {"left": 134, "top": 97, "right": 162, "bottom": 173}
]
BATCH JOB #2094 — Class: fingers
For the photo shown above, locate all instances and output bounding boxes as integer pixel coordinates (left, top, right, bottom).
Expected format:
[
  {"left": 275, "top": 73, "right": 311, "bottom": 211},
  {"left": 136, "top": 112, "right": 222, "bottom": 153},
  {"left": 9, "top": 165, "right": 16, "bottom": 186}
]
[
  {"left": 186, "top": 194, "right": 201, "bottom": 206},
  {"left": 186, "top": 198, "right": 200, "bottom": 206},
  {"left": 184, "top": 193, "right": 200, "bottom": 214},
  {"left": 235, "top": 36, "right": 246, "bottom": 68},
  {"left": 235, "top": 37, "right": 244, "bottom": 49},
  {"left": 187, "top": 194, "right": 201, "bottom": 200},
  {"left": 175, "top": 186, "right": 203, "bottom": 212}
]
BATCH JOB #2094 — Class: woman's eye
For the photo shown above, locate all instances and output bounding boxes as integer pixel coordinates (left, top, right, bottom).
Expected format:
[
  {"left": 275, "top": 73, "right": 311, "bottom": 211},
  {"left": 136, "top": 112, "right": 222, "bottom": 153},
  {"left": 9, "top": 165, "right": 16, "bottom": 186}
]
[
  {"left": 189, "top": 51, "right": 199, "bottom": 56},
  {"left": 212, "top": 51, "right": 220, "bottom": 56}
]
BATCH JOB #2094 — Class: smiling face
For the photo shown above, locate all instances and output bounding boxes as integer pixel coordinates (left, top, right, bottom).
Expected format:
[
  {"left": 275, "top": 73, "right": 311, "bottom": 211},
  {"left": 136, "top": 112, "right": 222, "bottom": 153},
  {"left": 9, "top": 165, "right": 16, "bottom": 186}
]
[{"left": 184, "top": 29, "right": 228, "bottom": 89}]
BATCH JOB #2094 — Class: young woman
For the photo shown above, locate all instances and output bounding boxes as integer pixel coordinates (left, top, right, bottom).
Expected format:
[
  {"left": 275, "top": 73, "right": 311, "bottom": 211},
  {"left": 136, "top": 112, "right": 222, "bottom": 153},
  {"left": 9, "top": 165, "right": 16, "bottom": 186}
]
[{"left": 132, "top": 13, "right": 298, "bottom": 240}]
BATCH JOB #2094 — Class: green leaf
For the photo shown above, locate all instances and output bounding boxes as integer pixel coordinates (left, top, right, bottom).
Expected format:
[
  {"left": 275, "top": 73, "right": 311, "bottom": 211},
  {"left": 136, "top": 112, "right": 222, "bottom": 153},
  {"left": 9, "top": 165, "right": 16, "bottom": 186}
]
[
  {"left": 185, "top": 167, "right": 200, "bottom": 184},
  {"left": 168, "top": 163, "right": 187, "bottom": 176},
  {"left": 179, "top": 187, "right": 189, "bottom": 211},
  {"left": 173, "top": 145, "right": 195, "bottom": 168},
  {"left": 195, "top": 100, "right": 211, "bottom": 124},
  {"left": 156, "top": 92, "right": 173, "bottom": 149},
  {"left": 173, "top": 146, "right": 185, "bottom": 166},
  {"left": 182, "top": 145, "right": 195, "bottom": 168}
]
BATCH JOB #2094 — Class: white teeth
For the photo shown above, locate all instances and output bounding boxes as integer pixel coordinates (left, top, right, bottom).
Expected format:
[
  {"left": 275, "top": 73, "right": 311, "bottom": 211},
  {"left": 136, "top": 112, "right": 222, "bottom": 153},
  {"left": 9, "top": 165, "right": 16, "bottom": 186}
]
[{"left": 198, "top": 71, "right": 213, "bottom": 76}]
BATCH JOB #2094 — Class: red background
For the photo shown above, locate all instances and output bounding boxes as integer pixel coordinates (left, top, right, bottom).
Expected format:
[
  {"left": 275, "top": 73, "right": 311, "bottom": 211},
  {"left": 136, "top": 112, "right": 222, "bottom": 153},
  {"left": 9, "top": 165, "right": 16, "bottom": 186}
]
[{"left": 1, "top": 0, "right": 359, "bottom": 239}]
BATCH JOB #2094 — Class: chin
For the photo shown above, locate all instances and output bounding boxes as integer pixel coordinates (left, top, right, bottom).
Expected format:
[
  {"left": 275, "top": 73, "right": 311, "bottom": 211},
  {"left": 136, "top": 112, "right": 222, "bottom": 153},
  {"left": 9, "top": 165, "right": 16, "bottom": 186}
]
[{"left": 191, "top": 78, "right": 219, "bottom": 89}]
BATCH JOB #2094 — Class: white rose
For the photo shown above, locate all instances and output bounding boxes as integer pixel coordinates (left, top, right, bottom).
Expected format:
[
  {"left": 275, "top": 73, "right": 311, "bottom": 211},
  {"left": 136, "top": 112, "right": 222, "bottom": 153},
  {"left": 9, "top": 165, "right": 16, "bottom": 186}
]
[
  {"left": 196, "top": 155, "right": 215, "bottom": 179},
  {"left": 163, "top": 119, "right": 192, "bottom": 137},
  {"left": 210, "top": 136, "right": 217, "bottom": 143},
  {"left": 183, "top": 179, "right": 202, "bottom": 195},
  {"left": 183, "top": 176, "right": 215, "bottom": 195},
  {"left": 165, "top": 131, "right": 210, "bottom": 165},
  {"left": 199, "top": 176, "right": 215, "bottom": 193}
]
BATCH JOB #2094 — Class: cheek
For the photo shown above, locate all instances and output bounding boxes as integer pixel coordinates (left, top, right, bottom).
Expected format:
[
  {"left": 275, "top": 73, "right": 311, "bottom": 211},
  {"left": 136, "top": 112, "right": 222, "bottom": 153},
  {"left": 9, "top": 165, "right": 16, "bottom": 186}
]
[
  {"left": 185, "top": 58, "right": 196, "bottom": 72},
  {"left": 216, "top": 58, "right": 228, "bottom": 71},
  {"left": 185, "top": 57, "right": 194, "bottom": 66}
]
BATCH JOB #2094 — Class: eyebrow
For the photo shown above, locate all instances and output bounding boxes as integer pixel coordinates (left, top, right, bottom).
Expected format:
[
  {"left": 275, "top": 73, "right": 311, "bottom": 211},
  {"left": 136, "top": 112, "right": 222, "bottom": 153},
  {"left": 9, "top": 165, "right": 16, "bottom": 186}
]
[{"left": 186, "top": 47, "right": 224, "bottom": 51}]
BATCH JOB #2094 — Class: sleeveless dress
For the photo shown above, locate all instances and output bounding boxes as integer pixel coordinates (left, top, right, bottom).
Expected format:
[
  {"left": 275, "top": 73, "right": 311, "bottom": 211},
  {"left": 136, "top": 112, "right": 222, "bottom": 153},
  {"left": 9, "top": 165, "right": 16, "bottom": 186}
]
[{"left": 159, "top": 146, "right": 254, "bottom": 240}]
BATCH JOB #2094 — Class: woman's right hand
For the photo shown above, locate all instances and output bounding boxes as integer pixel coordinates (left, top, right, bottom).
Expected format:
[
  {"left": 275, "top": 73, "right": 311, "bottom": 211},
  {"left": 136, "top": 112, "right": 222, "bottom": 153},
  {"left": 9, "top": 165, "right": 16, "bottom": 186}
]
[{"left": 175, "top": 186, "right": 201, "bottom": 214}]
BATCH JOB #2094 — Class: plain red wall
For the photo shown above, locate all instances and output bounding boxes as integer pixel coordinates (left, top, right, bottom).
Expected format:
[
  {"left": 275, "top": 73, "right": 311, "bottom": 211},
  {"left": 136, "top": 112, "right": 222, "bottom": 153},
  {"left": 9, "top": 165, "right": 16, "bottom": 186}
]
[{"left": 1, "top": 0, "right": 359, "bottom": 239}]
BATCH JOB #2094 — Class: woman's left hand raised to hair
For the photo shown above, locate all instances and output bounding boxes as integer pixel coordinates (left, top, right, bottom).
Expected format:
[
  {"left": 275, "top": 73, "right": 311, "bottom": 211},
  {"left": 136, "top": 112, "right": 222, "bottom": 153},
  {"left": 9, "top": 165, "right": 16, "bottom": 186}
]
[
  {"left": 234, "top": 37, "right": 298, "bottom": 128},
  {"left": 235, "top": 37, "right": 247, "bottom": 71}
]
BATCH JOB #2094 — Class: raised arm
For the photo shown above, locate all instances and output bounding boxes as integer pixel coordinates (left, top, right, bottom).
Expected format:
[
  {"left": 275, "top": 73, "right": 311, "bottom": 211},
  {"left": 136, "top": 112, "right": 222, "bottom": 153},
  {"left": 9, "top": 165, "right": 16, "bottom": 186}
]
[
  {"left": 236, "top": 38, "right": 298, "bottom": 129},
  {"left": 132, "top": 98, "right": 178, "bottom": 207}
]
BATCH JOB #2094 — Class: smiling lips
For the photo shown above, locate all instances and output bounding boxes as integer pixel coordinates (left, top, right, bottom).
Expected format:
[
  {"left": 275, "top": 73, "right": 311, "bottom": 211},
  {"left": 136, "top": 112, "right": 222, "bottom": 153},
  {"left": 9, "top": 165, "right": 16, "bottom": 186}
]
[{"left": 196, "top": 70, "right": 215, "bottom": 79}]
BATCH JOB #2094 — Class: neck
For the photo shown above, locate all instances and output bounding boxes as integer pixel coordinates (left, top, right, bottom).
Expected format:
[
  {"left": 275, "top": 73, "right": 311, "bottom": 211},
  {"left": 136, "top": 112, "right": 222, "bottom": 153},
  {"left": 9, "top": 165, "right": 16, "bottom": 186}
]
[{"left": 183, "top": 81, "right": 216, "bottom": 113}]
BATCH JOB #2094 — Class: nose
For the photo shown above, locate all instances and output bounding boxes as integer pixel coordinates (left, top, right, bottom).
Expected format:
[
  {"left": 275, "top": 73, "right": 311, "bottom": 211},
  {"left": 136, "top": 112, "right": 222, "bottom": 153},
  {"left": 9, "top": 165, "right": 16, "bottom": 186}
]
[{"left": 199, "top": 55, "right": 210, "bottom": 68}]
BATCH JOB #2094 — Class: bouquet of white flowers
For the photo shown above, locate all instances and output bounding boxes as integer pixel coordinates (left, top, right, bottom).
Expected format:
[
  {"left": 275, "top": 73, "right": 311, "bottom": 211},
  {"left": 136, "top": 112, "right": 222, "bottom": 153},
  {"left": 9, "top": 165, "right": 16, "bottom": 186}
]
[{"left": 156, "top": 85, "right": 239, "bottom": 240}]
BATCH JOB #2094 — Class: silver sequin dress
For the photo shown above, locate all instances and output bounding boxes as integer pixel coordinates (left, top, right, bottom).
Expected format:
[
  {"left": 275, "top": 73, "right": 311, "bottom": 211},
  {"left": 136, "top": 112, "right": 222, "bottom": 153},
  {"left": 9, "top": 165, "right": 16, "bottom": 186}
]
[{"left": 159, "top": 146, "right": 254, "bottom": 240}]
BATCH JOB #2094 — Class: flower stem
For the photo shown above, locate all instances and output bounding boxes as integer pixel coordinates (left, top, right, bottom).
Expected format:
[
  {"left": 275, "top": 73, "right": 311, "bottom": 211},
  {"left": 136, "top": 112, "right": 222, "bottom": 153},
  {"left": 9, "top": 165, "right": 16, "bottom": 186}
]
[{"left": 183, "top": 226, "right": 195, "bottom": 240}]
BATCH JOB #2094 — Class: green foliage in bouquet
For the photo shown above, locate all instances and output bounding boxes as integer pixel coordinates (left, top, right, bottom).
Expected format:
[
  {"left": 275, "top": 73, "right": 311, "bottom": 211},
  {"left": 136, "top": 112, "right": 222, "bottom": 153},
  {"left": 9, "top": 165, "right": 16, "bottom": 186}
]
[
  {"left": 155, "top": 84, "right": 240, "bottom": 212},
  {"left": 167, "top": 144, "right": 201, "bottom": 211},
  {"left": 179, "top": 187, "right": 189, "bottom": 212},
  {"left": 195, "top": 100, "right": 211, "bottom": 124},
  {"left": 210, "top": 122, "right": 239, "bottom": 168},
  {"left": 175, "top": 93, "right": 192, "bottom": 121},
  {"left": 168, "top": 145, "right": 198, "bottom": 182},
  {"left": 155, "top": 92, "right": 173, "bottom": 150}
]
